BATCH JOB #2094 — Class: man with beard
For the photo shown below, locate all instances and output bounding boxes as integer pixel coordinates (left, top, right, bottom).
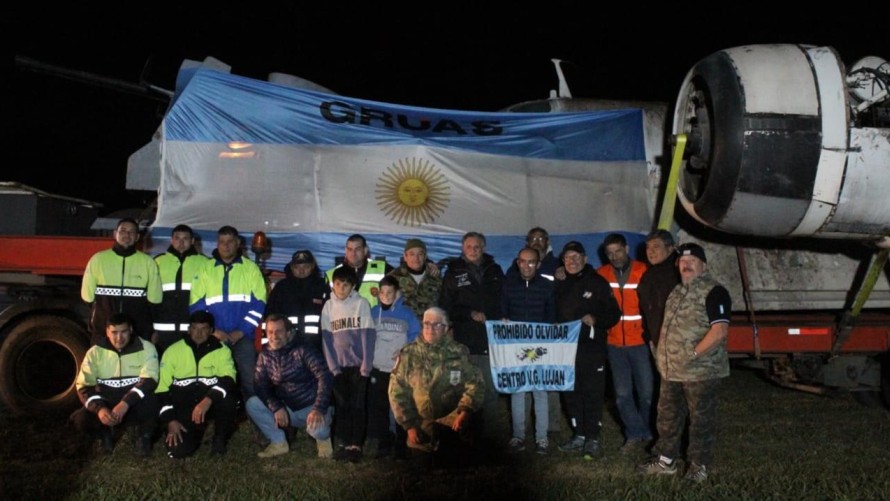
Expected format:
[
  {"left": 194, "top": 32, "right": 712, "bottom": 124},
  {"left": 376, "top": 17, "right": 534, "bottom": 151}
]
[
  {"left": 597, "top": 233, "right": 654, "bottom": 455},
  {"left": 265, "top": 250, "right": 328, "bottom": 351},
  {"left": 555, "top": 241, "right": 620, "bottom": 460}
]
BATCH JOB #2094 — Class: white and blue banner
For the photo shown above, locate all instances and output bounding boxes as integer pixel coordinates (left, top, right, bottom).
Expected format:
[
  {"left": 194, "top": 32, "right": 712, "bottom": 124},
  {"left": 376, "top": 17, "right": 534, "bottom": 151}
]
[
  {"left": 487, "top": 320, "right": 581, "bottom": 393},
  {"left": 149, "top": 69, "right": 657, "bottom": 270}
]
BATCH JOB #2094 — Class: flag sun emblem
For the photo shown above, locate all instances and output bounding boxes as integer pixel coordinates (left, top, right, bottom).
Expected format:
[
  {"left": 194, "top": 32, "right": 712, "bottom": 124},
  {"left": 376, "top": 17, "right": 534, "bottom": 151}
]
[{"left": 376, "top": 157, "right": 450, "bottom": 226}]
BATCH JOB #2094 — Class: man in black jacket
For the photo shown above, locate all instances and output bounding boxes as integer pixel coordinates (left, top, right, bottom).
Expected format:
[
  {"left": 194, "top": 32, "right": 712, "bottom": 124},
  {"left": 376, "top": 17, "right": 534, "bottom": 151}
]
[
  {"left": 440, "top": 231, "right": 504, "bottom": 441},
  {"left": 265, "top": 250, "right": 328, "bottom": 350},
  {"left": 637, "top": 230, "right": 679, "bottom": 348},
  {"left": 555, "top": 241, "right": 621, "bottom": 459}
]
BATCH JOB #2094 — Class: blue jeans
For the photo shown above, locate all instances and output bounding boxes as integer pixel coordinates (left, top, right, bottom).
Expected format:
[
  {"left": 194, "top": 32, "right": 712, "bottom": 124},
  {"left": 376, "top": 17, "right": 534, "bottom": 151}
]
[
  {"left": 607, "top": 344, "right": 654, "bottom": 441},
  {"left": 510, "top": 391, "right": 549, "bottom": 441},
  {"left": 246, "top": 396, "right": 332, "bottom": 445}
]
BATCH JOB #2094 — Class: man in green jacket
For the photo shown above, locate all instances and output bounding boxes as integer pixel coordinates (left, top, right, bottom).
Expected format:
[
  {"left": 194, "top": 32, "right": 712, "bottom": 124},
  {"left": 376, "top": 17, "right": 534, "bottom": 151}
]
[
  {"left": 157, "top": 310, "right": 238, "bottom": 458},
  {"left": 71, "top": 313, "right": 159, "bottom": 456}
]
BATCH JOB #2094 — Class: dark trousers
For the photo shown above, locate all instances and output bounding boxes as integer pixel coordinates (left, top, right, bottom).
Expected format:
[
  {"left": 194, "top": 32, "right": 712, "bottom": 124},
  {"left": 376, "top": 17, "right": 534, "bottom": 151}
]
[
  {"left": 70, "top": 394, "right": 159, "bottom": 438},
  {"left": 333, "top": 366, "right": 368, "bottom": 448},
  {"left": 165, "top": 394, "right": 238, "bottom": 458},
  {"left": 368, "top": 369, "right": 406, "bottom": 450},
  {"left": 653, "top": 378, "right": 721, "bottom": 466},
  {"left": 562, "top": 352, "right": 606, "bottom": 439}
]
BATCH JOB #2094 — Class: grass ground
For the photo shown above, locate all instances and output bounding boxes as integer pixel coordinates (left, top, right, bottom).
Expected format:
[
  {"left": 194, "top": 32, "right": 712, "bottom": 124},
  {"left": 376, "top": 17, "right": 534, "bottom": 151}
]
[{"left": 1, "top": 366, "right": 888, "bottom": 500}]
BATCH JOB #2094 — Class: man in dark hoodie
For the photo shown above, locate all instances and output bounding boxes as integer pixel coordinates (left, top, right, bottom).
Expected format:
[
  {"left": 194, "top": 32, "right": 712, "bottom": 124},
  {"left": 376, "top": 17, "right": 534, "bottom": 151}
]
[
  {"left": 152, "top": 224, "right": 209, "bottom": 356},
  {"left": 440, "top": 231, "right": 504, "bottom": 441},
  {"left": 555, "top": 241, "right": 621, "bottom": 460},
  {"left": 81, "top": 218, "right": 162, "bottom": 345},
  {"left": 265, "top": 250, "right": 328, "bottom": 351}
]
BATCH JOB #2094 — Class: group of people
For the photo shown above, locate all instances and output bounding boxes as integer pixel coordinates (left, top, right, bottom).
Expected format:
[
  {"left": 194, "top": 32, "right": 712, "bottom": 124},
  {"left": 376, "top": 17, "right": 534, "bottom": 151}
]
[{"left": 73, "top": 218, "right": 732, "bottom": 483}]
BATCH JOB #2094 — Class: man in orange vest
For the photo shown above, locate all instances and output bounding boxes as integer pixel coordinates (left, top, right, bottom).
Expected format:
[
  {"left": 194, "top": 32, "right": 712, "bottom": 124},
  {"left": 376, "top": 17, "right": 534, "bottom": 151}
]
[{"left": 597, "top": 233, "right": 654, "bottom": 455}]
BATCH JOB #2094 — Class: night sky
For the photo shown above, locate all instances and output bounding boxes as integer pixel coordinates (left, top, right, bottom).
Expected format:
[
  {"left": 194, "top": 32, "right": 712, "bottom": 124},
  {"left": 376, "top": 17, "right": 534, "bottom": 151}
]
[{"left": 10, "top": 4, "right": 890, "bottom": 214}]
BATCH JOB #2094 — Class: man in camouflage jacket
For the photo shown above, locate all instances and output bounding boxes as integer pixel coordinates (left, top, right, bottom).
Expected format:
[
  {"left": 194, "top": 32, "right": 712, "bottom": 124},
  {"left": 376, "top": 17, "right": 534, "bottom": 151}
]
[
  {"left": 388, "top": 307, "right": 483, "bottom": 455},
  {"left": 640, "top": 243, "right": 731, "bottom": 483}
]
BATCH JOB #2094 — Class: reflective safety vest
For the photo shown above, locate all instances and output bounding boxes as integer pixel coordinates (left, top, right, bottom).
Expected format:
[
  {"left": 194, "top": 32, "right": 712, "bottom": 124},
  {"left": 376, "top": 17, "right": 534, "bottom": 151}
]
[
  {"left": 325, "top": 259, "right": 388, "bottom": 307},
  {"left": 153, "top": 249, "right": 210, "bottom": 333},
  {"left": 597, "top": 260, "right": 647, "bottom": 347}
]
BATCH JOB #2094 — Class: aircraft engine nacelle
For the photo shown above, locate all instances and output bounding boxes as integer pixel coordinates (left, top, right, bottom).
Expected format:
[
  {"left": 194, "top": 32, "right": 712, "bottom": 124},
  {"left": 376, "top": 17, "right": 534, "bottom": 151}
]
[{"left": 673, "top": 44, "right": 890, "bottom": 240}]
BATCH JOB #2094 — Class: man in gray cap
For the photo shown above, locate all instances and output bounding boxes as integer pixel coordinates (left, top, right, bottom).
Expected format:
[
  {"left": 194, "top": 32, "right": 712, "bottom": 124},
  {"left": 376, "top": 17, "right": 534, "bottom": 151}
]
[
  {"left": 638, "top": 242, "right": 731, "bottom": 484},
  {"left": 387, "top": 238, "right": 443, "bottom": 320}
]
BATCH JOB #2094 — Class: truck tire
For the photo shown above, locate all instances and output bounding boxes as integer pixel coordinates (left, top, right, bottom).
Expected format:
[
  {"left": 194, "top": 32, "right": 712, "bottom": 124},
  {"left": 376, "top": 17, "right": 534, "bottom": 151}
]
[{"left": 0, "top": 315, "right": 88, "bottom": 415}]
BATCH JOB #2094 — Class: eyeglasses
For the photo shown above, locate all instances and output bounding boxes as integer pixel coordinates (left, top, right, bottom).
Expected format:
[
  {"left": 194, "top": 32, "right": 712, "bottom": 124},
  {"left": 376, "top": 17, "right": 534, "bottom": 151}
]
[
  {"left": 422, "top": 322, "right": 447, "bottom": 329},
  {"left": 528, "top": 236, "right": 547, "bottom": 242}
]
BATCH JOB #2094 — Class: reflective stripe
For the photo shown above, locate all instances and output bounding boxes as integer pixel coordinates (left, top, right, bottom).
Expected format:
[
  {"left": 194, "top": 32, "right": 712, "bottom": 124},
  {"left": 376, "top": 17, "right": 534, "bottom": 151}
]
[
  {"left": 131, "top": 387, "right": 145, "bottom": 398},
  {"left": 171, "top": 377, "right": 219, "bottom": 387},
  {"left": 97, "top": 377, "right": 140, "bottom": 388},
  {"left": 154, "top": 323, "right": 177, "bottom": 331},
  {"left": 95, "top": 287, "right": 146, "bottom": 297},
  {"left": 364, "top": 273, "right": 385, "bottom": 282},
  {"left": 160, "top": 405, "right": 174, "bottom": 414},
  {"left": 287, "top": 316, "right": 300, "bottom": 324},
  {"left": 245, "top": 316, "right": 259, "bottom": 327},
  {"left": 540, "top": 274, "right": 554, "bottom": 281},
  {"left": 304, "top": 315, "right": 320, "bottom": 323},
  {"left": 162, "top": 282, "right": 192, "bottom": 291},
  {"left": 85, "top": 395, "right": 103, "bottom": 408},
  {"left": 303, "top": 326, "right": 320, "bottom": 334},
  {"left": 212, "top": 386, "right": 227, "bottom": 399},
  {"left": 248, "top": 310, "right": 263, "bottom": 319},
  {"left": 621, "top": 315, "right": 643, "bottom": 321},
  {"left": 205, "top": 294, "right": 251, "bottom": 305},
  {"left": 608, "top": 282, "right": 638, "bottom": 289}
]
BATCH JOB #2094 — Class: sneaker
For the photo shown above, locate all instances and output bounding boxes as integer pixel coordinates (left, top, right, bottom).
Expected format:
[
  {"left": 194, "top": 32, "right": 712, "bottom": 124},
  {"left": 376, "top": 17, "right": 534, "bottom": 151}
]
[
  {"left": 684, "top": 463, "right": 708, "bottom": 483},
  {"left": 257, "top": 441, "right": 289, "bottom": 459},
  {"left": 637, "top": 456, "right": 678, "bottom": 475},
  {"left": 507, "top": 437, "right": 526, "bottom": 453},
  {"left": 211, "top": 436, "right": 227, "bottom": 456},
  {"left": 332, "top": 446, "right": 349, "bottom": 462},
  {"left": 535, "top": 439, "right": 549, "bottom": 455},
  {"left": 582, "top": 439, "right": 603, "bottom": 460},
  {"left": 346, "top": 446, "right": 363, "bottom": 463},
  {"left": 316, "top": 438, "right": 333, "bottom": 459},
  {"left": 558, "top": 434, "right": 586, "bottom": 453},
  {"left": 619, "top": 438, "right": 648, "bottom": 455}
]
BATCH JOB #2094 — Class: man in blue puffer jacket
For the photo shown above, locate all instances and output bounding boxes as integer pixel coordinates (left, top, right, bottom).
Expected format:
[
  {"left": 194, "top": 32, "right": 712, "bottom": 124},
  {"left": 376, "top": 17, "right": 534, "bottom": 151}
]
[{"left": 247, "top": 313, "right": 334, "bottom": 459}]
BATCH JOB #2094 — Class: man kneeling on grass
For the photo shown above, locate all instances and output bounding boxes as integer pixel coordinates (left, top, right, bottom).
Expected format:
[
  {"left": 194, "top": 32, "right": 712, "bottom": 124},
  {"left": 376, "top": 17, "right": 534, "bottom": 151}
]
[
  {"left": 248, "top": 313, "right": 334, "bottom": 459},
  {"left": 389, "top": 307, "right": 484, "bottom": 468},
  {"left": 158, "top": 310, "right": 238, "bottom": 458}
]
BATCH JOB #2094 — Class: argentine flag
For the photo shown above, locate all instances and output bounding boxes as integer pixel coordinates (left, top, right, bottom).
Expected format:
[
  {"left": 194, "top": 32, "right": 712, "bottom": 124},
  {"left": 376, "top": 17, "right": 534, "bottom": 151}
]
[{"left": 152, "top": 69, "right": 654, "bottom": 270}]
